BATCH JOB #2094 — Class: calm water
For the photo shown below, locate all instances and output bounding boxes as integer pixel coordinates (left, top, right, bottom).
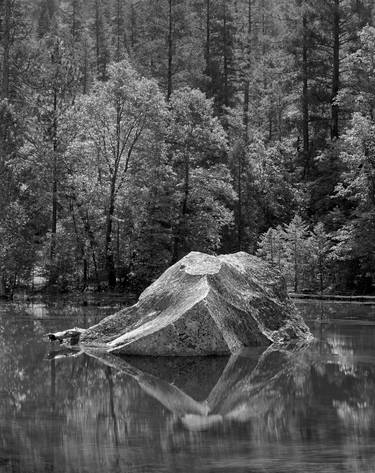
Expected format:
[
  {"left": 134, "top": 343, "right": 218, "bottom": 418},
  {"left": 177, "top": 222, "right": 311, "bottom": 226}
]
[{"left": 1, "top": 300, "right": 375, "bottom": 473}]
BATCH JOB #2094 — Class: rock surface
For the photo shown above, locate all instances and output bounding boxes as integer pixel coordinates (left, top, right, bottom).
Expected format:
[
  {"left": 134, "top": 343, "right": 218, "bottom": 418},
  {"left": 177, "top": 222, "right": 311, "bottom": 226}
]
[{"left": 74, "top": 251, "right": 312, "bottom": 355}]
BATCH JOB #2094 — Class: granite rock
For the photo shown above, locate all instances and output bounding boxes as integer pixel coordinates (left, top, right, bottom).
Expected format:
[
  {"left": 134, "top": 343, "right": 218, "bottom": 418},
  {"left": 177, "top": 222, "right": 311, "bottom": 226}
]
[{"left": 75, "top": 251, "right": 312, "bottom": 355}]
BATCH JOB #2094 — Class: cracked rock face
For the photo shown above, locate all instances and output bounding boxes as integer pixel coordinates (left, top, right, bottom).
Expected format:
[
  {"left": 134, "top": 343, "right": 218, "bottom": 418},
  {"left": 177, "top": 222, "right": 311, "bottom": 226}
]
[{"left": 80, "top": 251, "right": 312, "bottom": 355}]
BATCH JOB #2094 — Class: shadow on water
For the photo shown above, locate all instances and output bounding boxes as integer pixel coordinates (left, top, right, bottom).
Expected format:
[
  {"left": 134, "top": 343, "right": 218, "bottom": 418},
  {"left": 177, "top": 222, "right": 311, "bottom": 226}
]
[{"left": 1, "top": 301, "right": 375, "bottom": 472}]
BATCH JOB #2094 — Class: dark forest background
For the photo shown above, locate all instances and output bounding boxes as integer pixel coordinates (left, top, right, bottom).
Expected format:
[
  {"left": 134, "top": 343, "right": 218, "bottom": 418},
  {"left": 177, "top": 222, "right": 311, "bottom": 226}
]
[{"left": 1, "top": 0, "right": 375, "bottom": 296}]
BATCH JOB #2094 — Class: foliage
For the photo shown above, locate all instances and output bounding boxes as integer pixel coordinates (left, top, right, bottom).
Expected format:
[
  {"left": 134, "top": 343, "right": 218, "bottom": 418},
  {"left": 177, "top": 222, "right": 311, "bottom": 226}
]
[
  {"left": 167, "top": 87, "right": 234, "bottom": 260},
  {"left": 0, "top": 201, "right": 35, "bottom": 295},
  {"left": 330, "top": 113, "right": 375, "bottom": 292},
  {"left": 257, "top": 216, "right": 334, "bottom": 293},
  {"left": 1, "top": 0, "right": 375, "bottom": 294}
]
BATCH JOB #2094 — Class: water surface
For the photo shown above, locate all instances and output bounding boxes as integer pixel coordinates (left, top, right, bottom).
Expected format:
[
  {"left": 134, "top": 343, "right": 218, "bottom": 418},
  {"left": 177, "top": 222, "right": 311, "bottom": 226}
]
[{"left": 0, "top": 300, "right": 375, "bottom": 473}]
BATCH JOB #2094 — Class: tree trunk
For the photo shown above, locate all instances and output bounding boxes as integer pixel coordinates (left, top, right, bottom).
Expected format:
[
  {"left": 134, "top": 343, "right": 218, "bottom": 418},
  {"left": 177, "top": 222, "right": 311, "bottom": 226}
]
[
  {"left": 261, "top": 0, "right": 266, "bottom": 55},
  {"left": 116, "top": 0, "right": 121, "bottom": 61},
  {"left": 182, "top": 153, "right": 189, "bottom": 217},
  {"left": 302, "top": 13, "right": 310, "bottom": 178},
  {"left": 94, "top": 0, "right": 107, "bottom": 80},
  {"left": 268, "top": 111, "right": 272, "bottom": 141},
  {"left": 0, "top": 276, "right": 6, "bottom": 298},
  {"left": 172, "top": 153, "right": 190, "bottom": 263},
  {"left": 82, "top": 209, "right": 100, "bottom": 289},
  {"left": 50, "top": 86, "right": 58, "bottom": 275},
  {"left": 294, "top": 239, "right": 298, "bottom": 293},
  {"left": 205, "top": 0, "right": 210, "bottom": 79},
  {"left": 331, "top": 0, "right": 340, "bottom": 140},
  {"left": 105, "top": 182, "right": 117, "bottom": 289},
  {"left": 71, "top": 0, "right": 79, "bottom": 41},
  {"left": 1, "top": 0, "right": 11, "bottom": 100},
  {"left": 116, "top": 220, "right": 120, "bottom": 268},
  {"left": 237, "top": 148, "right": 243, "bottom": 251},
  {"left": 130, "top": 3, "right": 136, "bottom": 48},
  {"left": 319, "top": 262, "right": 324, "bottom": 294},
  {"left": 223, "top": 0, "right": 229, "bottom": 107},
  {"left": 237, "top": 0, "right": 252, "bottom": 251},
  {"left": 70, "top": 194, "right": 100, "bottom": 288},
  {"left": 243, "top": 0, "right": 252, "bottom": 141},
  {"left": 95, "top": 0, "right": 100, "bottom": 76},
  {"left": 51, "top": 156, "right": 57, "bottom": 260},
  {"left": 70, "top": 200, "right": 88, "bottom": 289},
  {"left": 243, "top": 83, "right": 249, "bottom": 138},
  {"left": 82, "top": 39, "right": 88, "bottom": 94},
  {"left": 167, "top": 0, "right": 173, "bottom": 100}
]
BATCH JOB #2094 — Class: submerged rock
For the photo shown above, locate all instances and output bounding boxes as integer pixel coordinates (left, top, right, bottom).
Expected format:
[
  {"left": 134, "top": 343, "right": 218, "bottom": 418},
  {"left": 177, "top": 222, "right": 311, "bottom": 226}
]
[{"left": 50, "top": 252, "right": 312, "bottom": 355}]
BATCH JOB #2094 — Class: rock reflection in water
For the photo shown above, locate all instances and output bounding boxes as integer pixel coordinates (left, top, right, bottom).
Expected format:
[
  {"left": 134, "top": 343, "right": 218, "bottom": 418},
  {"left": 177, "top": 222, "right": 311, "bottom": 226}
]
[
  {"left": 47, "top": 338, "right": 375, "bottom": 473},
  {"left": 83, "top": 343, "right": 314, "bottom": 433},
  {"left": 1, "top": 305, "right": 375, "bottom": 473}
]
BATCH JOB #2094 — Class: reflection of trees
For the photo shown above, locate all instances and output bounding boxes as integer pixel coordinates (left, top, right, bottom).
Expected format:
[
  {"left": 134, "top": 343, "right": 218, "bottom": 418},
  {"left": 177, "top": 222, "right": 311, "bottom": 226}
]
[
  {"left": 1, "top": 305, "right": 375, "bottom": 472},
  {"left": 0, "top": 302, "right": 120, "bottom": 472},
  {"left": 296, "top": 300, "right": 375, "bottom": 322},
  {"left": 83, "top": 339, "right": 375, "bottom": 435}
]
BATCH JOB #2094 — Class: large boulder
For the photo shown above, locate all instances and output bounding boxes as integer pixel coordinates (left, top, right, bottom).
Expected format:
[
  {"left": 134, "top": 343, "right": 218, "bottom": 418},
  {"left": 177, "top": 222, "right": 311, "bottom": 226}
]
[{"left": 73, "top": 251, "right": 311, "bottom": 355}]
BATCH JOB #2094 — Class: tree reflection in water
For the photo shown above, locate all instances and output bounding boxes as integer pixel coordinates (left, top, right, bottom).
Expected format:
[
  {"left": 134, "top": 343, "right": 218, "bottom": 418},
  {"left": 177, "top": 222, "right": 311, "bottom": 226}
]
[{"left": 1, "top": 302, "right": 375, "bottom": 472}]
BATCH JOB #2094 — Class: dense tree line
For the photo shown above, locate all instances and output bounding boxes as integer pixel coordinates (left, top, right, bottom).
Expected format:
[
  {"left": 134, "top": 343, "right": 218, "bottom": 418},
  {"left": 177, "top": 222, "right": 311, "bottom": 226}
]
[{"left": 1, "top": 0, "right": 375, "bottom": 295}]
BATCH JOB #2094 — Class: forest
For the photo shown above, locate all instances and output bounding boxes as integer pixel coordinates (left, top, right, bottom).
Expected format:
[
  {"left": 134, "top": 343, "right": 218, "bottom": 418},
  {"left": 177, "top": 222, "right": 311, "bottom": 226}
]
[{"left": 1, "top": 0, "right": 375, "bottom": 296}]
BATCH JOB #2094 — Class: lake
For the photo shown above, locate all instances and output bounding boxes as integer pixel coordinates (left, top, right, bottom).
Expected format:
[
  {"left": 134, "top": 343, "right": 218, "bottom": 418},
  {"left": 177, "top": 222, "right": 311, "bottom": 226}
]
[{"left": 1, "top": 300, "right": 375, "bottom": 473}]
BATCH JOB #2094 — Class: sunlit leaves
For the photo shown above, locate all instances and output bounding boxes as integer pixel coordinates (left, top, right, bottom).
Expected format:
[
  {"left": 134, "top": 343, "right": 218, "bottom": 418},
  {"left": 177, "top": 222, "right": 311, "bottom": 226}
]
[{"left": 257, "top": 216, "right": 334, "bottom": 292}]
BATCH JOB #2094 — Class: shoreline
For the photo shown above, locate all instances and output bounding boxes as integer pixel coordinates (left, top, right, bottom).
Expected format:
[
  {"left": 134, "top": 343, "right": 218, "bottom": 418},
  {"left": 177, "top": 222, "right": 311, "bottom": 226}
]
[
  {"left": 3, "top": 290, "right": 375, "bottom": 305},
  {"left": 290, "top": 293, "right": 375, "bottom": 303}
]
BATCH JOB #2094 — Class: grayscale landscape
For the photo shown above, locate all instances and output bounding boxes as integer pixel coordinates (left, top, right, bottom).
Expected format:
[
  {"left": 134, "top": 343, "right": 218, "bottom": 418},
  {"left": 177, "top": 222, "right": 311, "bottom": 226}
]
[{"left": 1, "top": 1, "right": 375, "bottom": 472}]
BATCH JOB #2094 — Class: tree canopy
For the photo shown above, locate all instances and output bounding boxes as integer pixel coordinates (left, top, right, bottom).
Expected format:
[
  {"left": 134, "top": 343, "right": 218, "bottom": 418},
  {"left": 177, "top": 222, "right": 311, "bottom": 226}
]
[{"left": 1, "top": 0, "right": 375, "bottom": 294}]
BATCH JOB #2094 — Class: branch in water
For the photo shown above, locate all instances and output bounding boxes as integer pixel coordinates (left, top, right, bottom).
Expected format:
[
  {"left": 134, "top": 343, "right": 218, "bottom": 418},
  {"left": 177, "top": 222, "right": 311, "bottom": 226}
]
[{"left": 47, "top": 328, "right": 86, "bottom": 345}]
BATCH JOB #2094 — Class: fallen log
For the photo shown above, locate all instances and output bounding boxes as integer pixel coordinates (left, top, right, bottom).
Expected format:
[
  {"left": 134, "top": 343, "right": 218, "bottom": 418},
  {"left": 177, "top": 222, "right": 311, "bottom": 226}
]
[{"left": 47, "top": 328, "right": 86, "bottom": 345}]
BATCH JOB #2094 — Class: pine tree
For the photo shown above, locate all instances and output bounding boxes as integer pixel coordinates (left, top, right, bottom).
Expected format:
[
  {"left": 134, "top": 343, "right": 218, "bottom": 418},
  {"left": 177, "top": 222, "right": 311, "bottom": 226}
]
[
  {"left": 256, "top": 226, "right": 284, "bottom": 271},
  {"left": 307, "top": 222, "right": 333, "bottom": 292},
  {"left": 282, "top": 215, "right": 309, "bottom": 292},
  {"left": 93, "top": 0, "right": 110, "bottom": 80},
  {"left": 20, "top": 31, "right": 81, "bottom": 282}
]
